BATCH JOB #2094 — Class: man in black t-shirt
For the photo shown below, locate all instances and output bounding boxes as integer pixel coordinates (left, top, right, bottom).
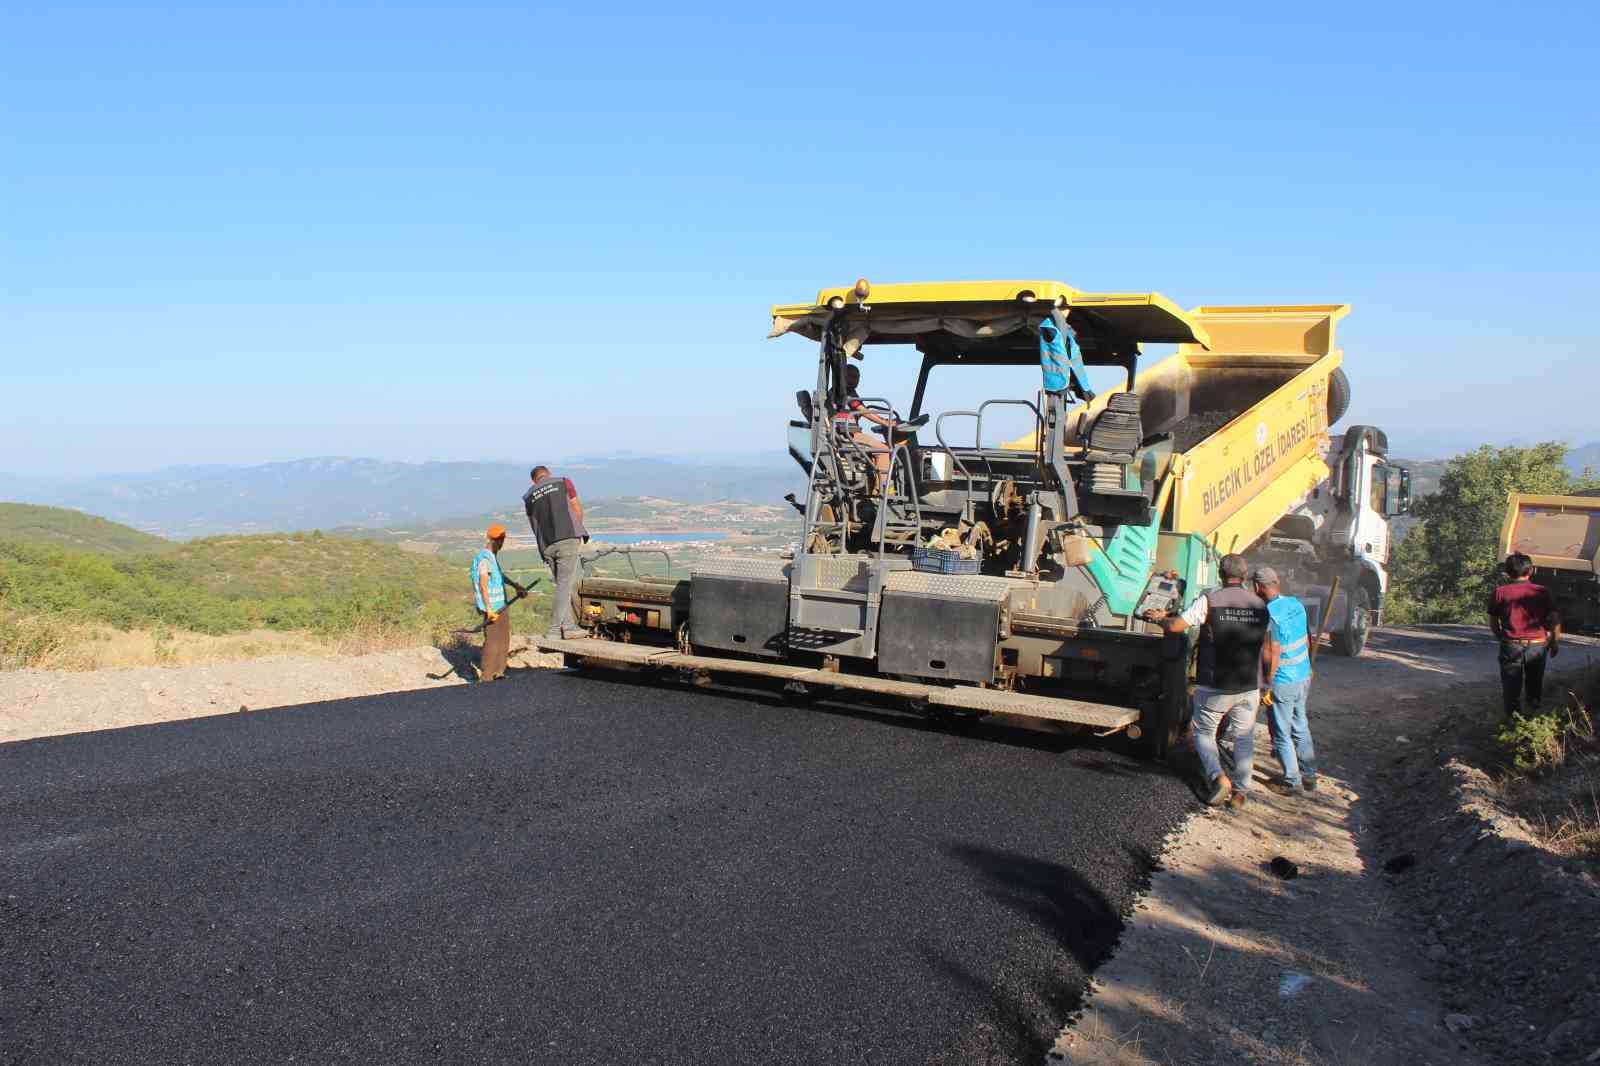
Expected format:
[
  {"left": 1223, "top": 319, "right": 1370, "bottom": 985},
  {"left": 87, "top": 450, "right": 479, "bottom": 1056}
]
[
  {"left": 523, "top": 465, "right": 590, "bottom": 639},
  {"left": 1147, "top": 553, "right": 1275, "bottom": 808}
]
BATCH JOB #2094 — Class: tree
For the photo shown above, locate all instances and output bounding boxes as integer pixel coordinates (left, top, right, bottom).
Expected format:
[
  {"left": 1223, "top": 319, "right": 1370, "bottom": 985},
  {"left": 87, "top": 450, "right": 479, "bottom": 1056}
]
[{"left": 1388, "top": 443, "right": 1600, "bottom": 623}]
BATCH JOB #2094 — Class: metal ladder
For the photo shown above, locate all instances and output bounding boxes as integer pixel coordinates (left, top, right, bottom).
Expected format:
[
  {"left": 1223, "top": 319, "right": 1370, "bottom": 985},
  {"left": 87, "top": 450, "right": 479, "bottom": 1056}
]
[{"left": 869, "top": 441, "right": 924, "bottom": 557}]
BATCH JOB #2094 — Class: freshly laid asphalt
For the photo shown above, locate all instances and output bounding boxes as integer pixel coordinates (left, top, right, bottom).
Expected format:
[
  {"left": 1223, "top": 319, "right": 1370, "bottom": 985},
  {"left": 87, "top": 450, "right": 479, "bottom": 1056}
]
[{"left": 1, "top": 669, "right": 1193, "bottom": 1065}]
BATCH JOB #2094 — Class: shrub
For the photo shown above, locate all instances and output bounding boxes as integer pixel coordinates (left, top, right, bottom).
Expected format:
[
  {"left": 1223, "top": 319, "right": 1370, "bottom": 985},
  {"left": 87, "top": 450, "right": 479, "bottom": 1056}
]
[
  {"left": 0, "top": 532, "right": 483, "bottom": 652},
  {"left": 0, "top": 611, "right": 72, "bottom": 670},
  {"left": 1497, "top": 700, "right": 1597, "bottom": 774}
]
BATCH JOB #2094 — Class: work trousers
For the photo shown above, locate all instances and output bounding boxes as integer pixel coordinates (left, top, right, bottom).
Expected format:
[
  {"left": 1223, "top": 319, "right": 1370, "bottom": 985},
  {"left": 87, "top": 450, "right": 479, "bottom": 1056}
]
[
  {"left": 480, "top": 608, "right": 510, "bottom": 681},
  {"left": 543, "top": 538, "right": 584, "bottom": 636},
  {"left": 1267, "top": 678, "right": 1317, "bottom": 788},
  {"left": 1498, "top": 640, "right": 1548, "bottom": 717},
  {"left": 1192, "top": 686, "right": 1260, "bottom": 794}
]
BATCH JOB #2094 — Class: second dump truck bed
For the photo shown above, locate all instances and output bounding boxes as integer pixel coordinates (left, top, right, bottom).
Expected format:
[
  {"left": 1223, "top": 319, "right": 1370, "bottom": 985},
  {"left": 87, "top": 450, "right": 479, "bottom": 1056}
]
[{"left": 1502, "top": 492, "right": 1600, "bottom": 631}]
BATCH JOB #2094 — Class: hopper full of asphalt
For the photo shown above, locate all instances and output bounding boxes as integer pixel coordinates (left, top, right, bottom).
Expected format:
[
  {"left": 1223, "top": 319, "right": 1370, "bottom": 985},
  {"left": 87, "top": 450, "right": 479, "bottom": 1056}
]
[{"left": 1, "top": 670, "right": 1192, "bottom": 1065}]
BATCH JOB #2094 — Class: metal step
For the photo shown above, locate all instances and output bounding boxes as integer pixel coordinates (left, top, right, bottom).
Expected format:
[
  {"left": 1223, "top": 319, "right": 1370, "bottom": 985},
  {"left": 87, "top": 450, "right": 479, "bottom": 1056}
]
[{"left": 536, "top": 638, "right": 1140, "bottom": 730}]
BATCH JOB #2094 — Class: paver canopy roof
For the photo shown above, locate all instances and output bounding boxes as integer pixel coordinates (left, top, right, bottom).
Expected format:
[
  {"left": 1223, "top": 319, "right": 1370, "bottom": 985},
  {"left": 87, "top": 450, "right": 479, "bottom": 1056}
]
[{"left": 769, "top": 280, "right": 1210, "bottom": 359}]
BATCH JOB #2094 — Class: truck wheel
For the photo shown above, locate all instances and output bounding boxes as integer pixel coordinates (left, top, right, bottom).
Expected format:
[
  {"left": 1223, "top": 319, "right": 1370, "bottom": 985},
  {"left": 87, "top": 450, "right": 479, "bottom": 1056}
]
[
  {"left": 1333, "top": 586, "right": 1371, "bottom": 657},
  {"left": 1327, "top": 368, "right": 1352, "bottom": 426},
  {"left": 1142, "top": 687, "right": 1188, "bottom": 759},
  {"left": 1142, "top": 633, "right": 1192, "bottom": 758}
]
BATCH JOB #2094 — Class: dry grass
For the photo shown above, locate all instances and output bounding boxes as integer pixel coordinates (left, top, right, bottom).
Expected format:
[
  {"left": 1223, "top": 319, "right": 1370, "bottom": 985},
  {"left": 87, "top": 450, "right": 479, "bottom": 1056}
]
[
  {"left": 1179, "top": 941, "right": 1216, "bottom": 984},
  {"left": 1528, "top": 774, "right": 1600, "bottom": 859},
  {"left": 4, "top": 622, "right": 352, "bottom": 671},
  {"left": 0, "top": 612, "right": 73, "bottom": 670},
  {"left": 326, "top": 615, "right": 441, "bottom": 657}
]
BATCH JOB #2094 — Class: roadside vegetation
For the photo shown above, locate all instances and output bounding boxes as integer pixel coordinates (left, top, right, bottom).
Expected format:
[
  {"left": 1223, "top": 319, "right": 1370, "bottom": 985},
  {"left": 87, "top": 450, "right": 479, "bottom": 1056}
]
[
  {"left": 1386, "top": 442, "right": 1599, "bottom": 624},
  {"left": 1498, "top": 699, "right": 1596, "bottom": 774},
  {"left": 1384, "top": 443, "right": 1600, "bottom": 861},
  {"left": 1496, "top": 672, "right": 1600, "bottom": 862},
  {"left": 0, "top": 508, "right": 552, "bottom": 670}
]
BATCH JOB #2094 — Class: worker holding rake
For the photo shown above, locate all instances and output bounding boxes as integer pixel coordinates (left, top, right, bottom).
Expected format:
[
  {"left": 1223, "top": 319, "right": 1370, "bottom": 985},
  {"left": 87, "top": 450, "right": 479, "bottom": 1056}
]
[{"left": 471, "top": 524, "right": 514, "bottom": 681}]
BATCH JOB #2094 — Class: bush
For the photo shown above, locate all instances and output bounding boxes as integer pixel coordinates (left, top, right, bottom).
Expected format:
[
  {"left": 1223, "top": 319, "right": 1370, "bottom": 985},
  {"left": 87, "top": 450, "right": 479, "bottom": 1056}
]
[
  {"left": 0, "top": 533, "right": 489, "bottom": 652},
  {"left": 1497, "top": 700, "right": 1597, "bottom": 775},
  {"left": 0, "top": 611, "right": 72, "bottom": 670}
]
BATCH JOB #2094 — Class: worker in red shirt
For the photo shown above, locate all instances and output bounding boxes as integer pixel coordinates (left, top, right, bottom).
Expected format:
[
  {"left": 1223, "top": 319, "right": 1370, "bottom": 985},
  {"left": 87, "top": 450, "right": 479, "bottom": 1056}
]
[
  {"left": 1487, "top": 552, "right": 1561, "bottom": 717},
  {"left": 833, "top": 363, "right": 899, "bottom": 494}
]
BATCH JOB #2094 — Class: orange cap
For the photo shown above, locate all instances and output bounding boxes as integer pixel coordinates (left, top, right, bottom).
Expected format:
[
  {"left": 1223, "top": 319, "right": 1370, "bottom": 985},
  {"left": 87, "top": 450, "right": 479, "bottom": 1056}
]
[{"left": 487, "top": 523, "right": 507, "bottom": 539}]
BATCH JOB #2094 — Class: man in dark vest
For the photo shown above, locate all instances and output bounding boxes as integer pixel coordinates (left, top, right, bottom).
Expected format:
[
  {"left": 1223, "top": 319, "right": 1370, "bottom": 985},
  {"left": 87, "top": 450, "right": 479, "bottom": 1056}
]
[
  {"left": 523, "top": 465, "right": 590, "bottom": 639},
  {"left": 1148, "top": 553, "right": 1276, "bottom": 808}
]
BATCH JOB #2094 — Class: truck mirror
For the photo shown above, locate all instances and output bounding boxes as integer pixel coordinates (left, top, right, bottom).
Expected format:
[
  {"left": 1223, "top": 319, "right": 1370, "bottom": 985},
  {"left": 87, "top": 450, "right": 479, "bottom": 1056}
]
[{"left": 1391, "top": 467, "right": 1411, "bottom": 517}]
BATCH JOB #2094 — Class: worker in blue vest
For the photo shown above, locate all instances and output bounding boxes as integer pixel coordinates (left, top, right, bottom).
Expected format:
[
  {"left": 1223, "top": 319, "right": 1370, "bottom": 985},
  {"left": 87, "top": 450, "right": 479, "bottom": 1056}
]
[
  {"left": 1253, "top": 567, "right": 1318, "bottom": 794},
  {"left": 471, "top": 524, "right": 512, "bottom": 681}
]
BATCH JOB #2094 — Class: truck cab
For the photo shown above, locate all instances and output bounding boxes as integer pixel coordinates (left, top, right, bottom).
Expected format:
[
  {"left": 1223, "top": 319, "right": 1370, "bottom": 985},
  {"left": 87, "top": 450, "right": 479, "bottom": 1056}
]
[{"left": 1268, "top": 425, "right": 1410, "bottom": 654}]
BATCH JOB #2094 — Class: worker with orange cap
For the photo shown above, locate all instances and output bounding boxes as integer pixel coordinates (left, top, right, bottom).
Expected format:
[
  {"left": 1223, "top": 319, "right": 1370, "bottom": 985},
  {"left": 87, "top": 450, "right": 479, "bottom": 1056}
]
[{"left": 472, "top": 524, "right": 512, "bottom": 681}]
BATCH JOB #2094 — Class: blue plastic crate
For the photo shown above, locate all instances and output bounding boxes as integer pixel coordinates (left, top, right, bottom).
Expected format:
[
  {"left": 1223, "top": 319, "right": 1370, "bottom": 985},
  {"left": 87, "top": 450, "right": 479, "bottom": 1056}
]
[{"left": 911, "top": 547, "right": 981, "bottom": 575}]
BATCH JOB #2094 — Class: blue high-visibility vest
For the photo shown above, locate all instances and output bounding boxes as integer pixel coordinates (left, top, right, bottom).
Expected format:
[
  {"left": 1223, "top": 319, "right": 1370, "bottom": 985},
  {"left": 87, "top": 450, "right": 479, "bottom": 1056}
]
[
  {"left": 1039, "top": 317, "right": 1090, "bottom": 395},
  {"left": 1268, "top": 594, "right": 1313, "bottom": 684},
  {"left": 471, "top": 548, "right": 507, "bottom": 613}
]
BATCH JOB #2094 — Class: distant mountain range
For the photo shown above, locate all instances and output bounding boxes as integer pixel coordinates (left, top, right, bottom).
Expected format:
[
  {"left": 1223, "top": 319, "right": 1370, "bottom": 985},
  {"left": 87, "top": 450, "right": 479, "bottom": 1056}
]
[
  {"left": 1383, "top": 430, "right": 1600, "bottom": 464},
  {"left": 1569, "top": 443, "right": 1600, "bottom": 476},
  {"left": 0, "top": 457, "right": 803, "bottom": 539},
  {"left": 3, "top": 439, "right": 1593, "bottom": 540}
]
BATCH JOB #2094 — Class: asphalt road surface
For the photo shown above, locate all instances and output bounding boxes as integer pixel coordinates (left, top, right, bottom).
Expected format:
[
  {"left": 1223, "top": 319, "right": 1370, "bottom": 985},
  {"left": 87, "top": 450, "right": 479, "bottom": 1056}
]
[{"left": 2, "top": 669, "right": 1194, "bottom": 1065}]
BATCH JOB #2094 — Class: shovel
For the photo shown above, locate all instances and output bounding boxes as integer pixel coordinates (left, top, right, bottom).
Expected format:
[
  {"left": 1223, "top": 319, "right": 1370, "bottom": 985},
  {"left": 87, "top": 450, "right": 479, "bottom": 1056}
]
[{"left": 451, "top": 577, "right": 541, "bottom": 636}]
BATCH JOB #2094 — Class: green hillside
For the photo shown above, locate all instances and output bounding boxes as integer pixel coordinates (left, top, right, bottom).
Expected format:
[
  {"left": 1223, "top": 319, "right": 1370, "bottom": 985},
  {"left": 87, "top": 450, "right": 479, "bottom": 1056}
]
[
  {"left": 0, "top": 502, "right": 171, "bottom": 556},
  {"left": 1, "top": 530, "right": 553, "bottom": 668},
  {"left": 167, "top": 533, "right": 466, "bottom": 602}
]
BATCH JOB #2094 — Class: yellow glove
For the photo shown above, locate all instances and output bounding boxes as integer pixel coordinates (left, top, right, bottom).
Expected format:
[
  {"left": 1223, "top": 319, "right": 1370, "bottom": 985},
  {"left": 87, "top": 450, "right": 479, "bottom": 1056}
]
[{"left": 487, "top": 610, "right": 500, "bottom": 623}]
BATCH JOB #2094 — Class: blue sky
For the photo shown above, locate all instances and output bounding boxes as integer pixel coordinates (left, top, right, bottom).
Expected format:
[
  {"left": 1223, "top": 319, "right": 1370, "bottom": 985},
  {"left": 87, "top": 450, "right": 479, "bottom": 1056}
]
[{"left": 4, "top": 0, "right": 1597, "bottom": 475}]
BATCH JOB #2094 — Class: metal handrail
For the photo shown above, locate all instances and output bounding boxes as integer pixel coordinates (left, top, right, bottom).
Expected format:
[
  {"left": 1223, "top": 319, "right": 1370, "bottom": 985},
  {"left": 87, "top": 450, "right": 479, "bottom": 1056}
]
[
  {"left": 975, "top": 398, "right": 1042, "bottom": 452},
  {"left": 851, "top": 395, "right": 896, "bottom": 416},
  {"left": 580, "top": 545, "right": 674, "bottom": 579},
  {"left": 976, "top": 398, "right": 1045, "bottom": 486},
  {"left": 934, "top": 410, "right": 981, "bottom": 522},
  {"left": 936, "top": 400, "right": 1046, "bottom": 522}
]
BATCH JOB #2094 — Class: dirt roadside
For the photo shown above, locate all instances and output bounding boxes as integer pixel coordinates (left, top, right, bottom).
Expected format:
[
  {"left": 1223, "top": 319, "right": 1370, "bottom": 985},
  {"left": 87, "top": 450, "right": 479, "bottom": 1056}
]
[
  {"left": 0, "top": 638, "right": 561, "bottom": 745},
  {"left": 1054, "top": 626, "right": 1600, "bottom": 1066}
]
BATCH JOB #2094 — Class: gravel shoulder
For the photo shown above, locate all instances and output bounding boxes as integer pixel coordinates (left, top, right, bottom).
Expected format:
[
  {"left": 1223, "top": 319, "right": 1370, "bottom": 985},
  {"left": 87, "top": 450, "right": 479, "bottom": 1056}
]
[
  {"left": 1053, "top": 626, "right": 1599, "bottom": 1066},
  {"left": 0, "top": 638, "right": 561, "bottom": 745}
]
